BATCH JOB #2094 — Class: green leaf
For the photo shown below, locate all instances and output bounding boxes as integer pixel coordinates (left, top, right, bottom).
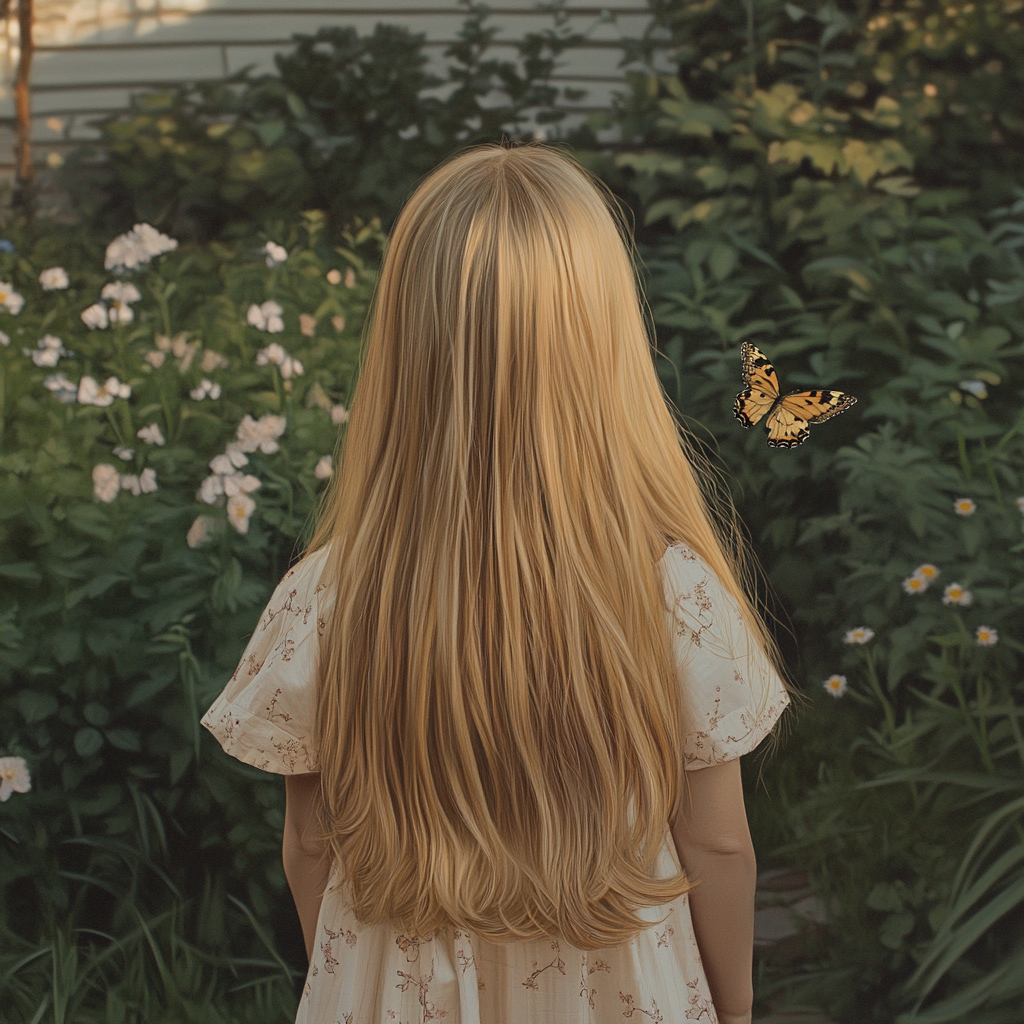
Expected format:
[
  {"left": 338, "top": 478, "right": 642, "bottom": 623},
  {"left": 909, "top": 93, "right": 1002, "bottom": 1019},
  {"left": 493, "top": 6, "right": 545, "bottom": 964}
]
[{"left": 73, "top": 727, "right": 104, "bottom": 758}]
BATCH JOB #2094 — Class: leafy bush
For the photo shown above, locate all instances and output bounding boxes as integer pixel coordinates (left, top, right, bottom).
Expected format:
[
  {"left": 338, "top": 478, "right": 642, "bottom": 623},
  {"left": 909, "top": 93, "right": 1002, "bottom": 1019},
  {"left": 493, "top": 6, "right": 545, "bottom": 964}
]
[
  {"left": 59, "top": 0, "right": 595, "bottom": 245},
  {"left": 568, "top": 0, "right": 1024, "bottom": 1019},
  {"left": 0, "top": 208, "right": 383, "bottom": 1020}
]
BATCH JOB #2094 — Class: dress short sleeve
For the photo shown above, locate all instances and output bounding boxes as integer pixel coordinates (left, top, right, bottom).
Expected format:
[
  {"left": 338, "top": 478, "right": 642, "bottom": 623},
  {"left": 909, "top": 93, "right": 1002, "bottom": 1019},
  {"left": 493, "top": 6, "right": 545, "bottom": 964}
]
[
  {"left": 660, "top": 543, "right": 790, "bottom": 770},
  {"left": 200, "top": 545, "right": 332, "bottom": 775}
]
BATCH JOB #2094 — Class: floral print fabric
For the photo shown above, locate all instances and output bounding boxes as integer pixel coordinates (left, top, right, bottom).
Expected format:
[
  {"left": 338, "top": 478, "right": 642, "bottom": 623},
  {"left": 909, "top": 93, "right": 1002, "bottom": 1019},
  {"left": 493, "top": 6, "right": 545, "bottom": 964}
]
[{"left": 201, "top": 542, "right": 790, "bottom": 1023}]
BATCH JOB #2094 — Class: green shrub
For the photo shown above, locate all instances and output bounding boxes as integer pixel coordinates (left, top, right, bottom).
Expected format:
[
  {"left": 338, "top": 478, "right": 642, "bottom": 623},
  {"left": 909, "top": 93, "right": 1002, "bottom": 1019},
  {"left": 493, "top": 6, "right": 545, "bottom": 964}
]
[{"left": 0, "top": 207, "right": 383, "bottom": 1020}]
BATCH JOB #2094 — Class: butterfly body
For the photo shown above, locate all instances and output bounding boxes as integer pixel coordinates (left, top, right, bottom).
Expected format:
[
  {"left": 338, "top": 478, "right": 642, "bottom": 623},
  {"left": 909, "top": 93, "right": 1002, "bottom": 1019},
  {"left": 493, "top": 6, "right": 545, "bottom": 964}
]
[{"left": 734, "top": 342, "right": 856, "bottom": 448}]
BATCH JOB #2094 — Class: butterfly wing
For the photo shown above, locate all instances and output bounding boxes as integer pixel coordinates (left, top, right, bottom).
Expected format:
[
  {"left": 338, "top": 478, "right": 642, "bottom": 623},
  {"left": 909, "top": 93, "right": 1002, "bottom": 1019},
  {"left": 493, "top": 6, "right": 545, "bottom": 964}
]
[
  {"left": 765, "top": 390, "right": 857, "bottom": 448},
  {"left": 734, "top": 342, "right": 780, "bottom": 428}
]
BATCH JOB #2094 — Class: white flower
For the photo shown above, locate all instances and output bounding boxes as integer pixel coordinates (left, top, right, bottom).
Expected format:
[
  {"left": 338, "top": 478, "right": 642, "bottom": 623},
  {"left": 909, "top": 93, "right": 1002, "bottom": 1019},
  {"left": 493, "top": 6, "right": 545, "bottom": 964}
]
[
  {"left": 113, "top": 445, "right": 135, "bottom": 461},
  {"left": 954, "top": 498, "right": 976, "bottom": 517},
  {"left": 315, "top": 454, "right": 333, "bottom": 479},
  {"left": 120, "top": 473, "right": 141, "bottom": 495},
  {"left": 144, "top": 350, "right": 166, "bottom": 368},
  {"left": 93, "top": 463, "right": 121, "bottom": 502},
  {"left": 235, "top": 413, "right": 286, "bottom": 454},
  {"left": 0, "top": 756, "right": 31, "bottom": 802},
  {"left": 43, "top": 373, "right": 79, "bottom": 402},
  {"left": 222, "top": 471, "right": 262, "bottom": 499},
  {"left": 200, "top": 349, "right": 229, "bottom": 372},
  {"left": 823, "top": 674, "right": 848, "bottom": 697},
  {"left": 0, "top": 330, "right": 9, "bottom": 345},
  {"left": 299, "top": 313, "right": 317, "bottom": 337},
  {"left": 189, "top": 378, "right": 222, "bottom": 401},
  {"left": 844, "top": 627, "right": 875, "bottom": 645},
  {"left": 187, "top": 515, "right": 216, "bottom": 548},
  {"left": 39, "top": 266, "right": 70, "bottom": 290},
  {"left": 331, "top": 314, "right": 345, "bottom": 333},
  {"left": 959, "top": 379, "right": 988, "bottom": 399},
  {"left": 0, "top": 281, "right": 24, "bottom": 314},
  {"left": 101, "top": 281, "right": 142, "bottom": 305},
  {"left": 139, "top": 467, "right": 158, "bottom": 493},
  {"left": 280, "top": 355, "right": 304, "bottom": 379},
  {"left": 331, "top": 403, "right": 349, "bottom": 425},
  {"left": 345, "top": 267, "right": 356, "bottom": 289},
  {"left": 264, "top": 241, "right": 288, "bottom": 266},
  {"left": 224, "top": 442, "right": 249, "bottom": 469},
  {"left": 199, "top": 473, "right": 224, "bottom": 504},
  {"left": 256, "top": 342, "right": 286, "bottom": 366},
  {"left": 137, "top": 423, "right": 165, "bottom": 445},
  {"left": 941, "top": 583, "right": 973, "bottom": 606},
  {"left": 27, "top": 334, "right": 69, "bottom": 367},
  {"left": 108, "top": 302, "right": 134, "bottom": 325},
  {"left": 105, "top": 223, "right": 178, "bottom": 273},
  {"left": 246, "top": 300, "right": 284, "bottom": 333},
  {"left": 81, "top": 303, "right": 109, "bottom": 330},
  {"left": 227, "top": 492, "right": 256, "bottom": 534},
  {"left": 976, "top": 626, "right": 998, "bottom": 646},
  {"left": 913, "top": 563, "right": 940, "bottom": 582},
  {"left": 78, "top": 375, "right": 131, "bottom": 407},
  {"left": 902, "top": 575, "right": 929, "bottom": 595},
  {"left": 326, "top": 268, "right": 342, "bottom": 285}
]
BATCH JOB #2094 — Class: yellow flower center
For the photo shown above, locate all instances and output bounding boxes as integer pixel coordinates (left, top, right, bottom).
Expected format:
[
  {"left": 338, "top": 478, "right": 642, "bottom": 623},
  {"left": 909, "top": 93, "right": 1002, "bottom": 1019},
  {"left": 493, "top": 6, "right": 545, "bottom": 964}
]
[{"left": 2, "top": 768, "right": 18, "bottom": 780}]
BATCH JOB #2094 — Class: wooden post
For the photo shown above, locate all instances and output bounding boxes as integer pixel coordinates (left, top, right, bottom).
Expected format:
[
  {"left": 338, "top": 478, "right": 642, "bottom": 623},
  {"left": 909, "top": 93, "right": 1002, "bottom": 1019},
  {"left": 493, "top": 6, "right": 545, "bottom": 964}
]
[{"left": 10, "top": 0, "right": 34, "bottom": 211}]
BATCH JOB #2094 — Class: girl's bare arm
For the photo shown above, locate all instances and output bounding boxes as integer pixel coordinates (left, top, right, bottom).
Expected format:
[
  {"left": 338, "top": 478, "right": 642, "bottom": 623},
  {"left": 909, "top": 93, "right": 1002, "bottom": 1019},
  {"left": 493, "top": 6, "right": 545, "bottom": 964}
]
[
  {"left": 283, "top": 772, "right": 332, "bottom": 962},
  {"left": 669, "top": 757, "right": 757, "bottom": 1024}
]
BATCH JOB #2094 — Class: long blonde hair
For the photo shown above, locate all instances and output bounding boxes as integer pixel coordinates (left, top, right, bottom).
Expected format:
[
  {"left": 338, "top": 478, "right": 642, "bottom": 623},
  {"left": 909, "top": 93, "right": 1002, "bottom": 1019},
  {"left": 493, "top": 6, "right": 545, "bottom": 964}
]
[{"left": 301, "top": 141, "right": 786, "bottom": 949}]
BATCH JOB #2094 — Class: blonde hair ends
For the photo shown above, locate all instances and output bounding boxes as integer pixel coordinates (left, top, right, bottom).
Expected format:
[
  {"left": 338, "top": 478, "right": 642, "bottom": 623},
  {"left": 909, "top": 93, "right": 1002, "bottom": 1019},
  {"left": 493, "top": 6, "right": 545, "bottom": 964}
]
[{"left": 301, "top": 142, "right": 789, "bottom": 949}]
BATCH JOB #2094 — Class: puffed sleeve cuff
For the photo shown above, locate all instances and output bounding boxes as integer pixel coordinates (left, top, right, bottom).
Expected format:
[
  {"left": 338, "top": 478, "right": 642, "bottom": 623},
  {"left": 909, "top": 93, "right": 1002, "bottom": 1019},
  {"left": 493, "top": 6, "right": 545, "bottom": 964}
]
[
  {"left": 201, "top": 693, "right": 319, "bottom": 775},
  {"left": 682, "top": 684, "right": 790, "bottom": 770}
]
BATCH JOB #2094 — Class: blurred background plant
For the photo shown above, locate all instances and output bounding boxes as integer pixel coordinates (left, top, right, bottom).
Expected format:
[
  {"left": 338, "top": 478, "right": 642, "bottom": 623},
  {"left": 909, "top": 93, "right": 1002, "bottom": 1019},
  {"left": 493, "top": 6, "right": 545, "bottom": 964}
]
[{"left": 1, "top": 0, "right": 1022, "bottom": 1021}]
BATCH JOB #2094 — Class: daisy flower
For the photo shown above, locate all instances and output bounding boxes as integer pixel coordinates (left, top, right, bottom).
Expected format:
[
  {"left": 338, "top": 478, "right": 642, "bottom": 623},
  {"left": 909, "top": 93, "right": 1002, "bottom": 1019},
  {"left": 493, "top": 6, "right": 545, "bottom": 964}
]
[
  {"left": 844, "top": 627, "right": 875, "bottom": 645},
  {"left": 823, "top": 674, "right": 848, "bottom": 697},
  {"left": 39, "top": 266, "right": 70, "bottom": 290},
  {"left": 78, "top": 376, "right": 131, "bottom": 407},
  {"left": 187, "top": 515, "right": 216, "bottom": 548},
  {"left": 227, "top": 492, "right": 257, "bottom": 534},
  {"left": 137, "top": 423, "right": 165, "bottom": 445},
  {"left": 81, "top": 302, "right": 109, "bottom": 330},
  {"left": 105, "top": 223, "right": 178, "bottom": 273},
  {"left": 0, "top": 756, "right": 31, "bottom": 801},
  {"left": 954, "top": 498, "right": 976, "bottom": 517},
  {"left": 941, "top": 583, "right": 973, "bottom": 606},
  {"left": 975, "top": 626, "right": 998, "bottom": 646},
  {"left": 0, "top": 281, "right": 25, "bottom": 314},
  {"left": 902, "top": 575, "right": 929, "bottom": 595}
]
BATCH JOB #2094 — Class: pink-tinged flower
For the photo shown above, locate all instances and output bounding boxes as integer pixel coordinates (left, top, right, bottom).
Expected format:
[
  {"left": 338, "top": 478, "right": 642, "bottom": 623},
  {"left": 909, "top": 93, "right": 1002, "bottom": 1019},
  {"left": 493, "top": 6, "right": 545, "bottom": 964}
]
[
  {"left": 941, "top": 583, "right": 973, "bottom": 607},
  {"left": 299, "top": 313, "right": 317, "bottom": 337},
  {"left": 331, "top": 314, "right": 345, "bottom": 333},
  {"left": 263, "top": 241, "right": 288, "bottom": 266},
  {"left": 246, "top": 300, "right": 284, "bottom": 333},
  {"left": 326, "top": 269, "right": 342, "bottom": 285},
  {"left": 823, "top": 674, "right": 848, "bottom": 697},
  {"left": 331, "top": 403, "right": 349, "bottom": 425},
  {"left": 92, "top": 463, "right": 120, "bottom": 502},
  {"left": 227, "top": 492, "right": 256, "bottom": 534},
  {"left": 315, "top": 455, "right": 333, "bottom": 479},
  {"left": 187, "top": 515, "right": 216, "bottom": 548},
  {"left": 1016, "top": 497, "right": 1024, "bottom": 516},
  {"left": 975, "top": 626, "right": 998, "bottom": 646},
  {"left": 914, "top": 564, "right": 940, "bottom": 582},
  {"left": 0, "top": 756, "right": 31, "bottom": 801},
  {"left": 844, "top": 627, "right": 875, "bottom": 645},
  {"left": 954, "top": 498, "right": 976, "bottom": 517},
  {"left": 902, "top": 575, "right": 929, "bottom": 595},
  {"left": 345, "top": 267, "right": 356, "bottom": 289}
]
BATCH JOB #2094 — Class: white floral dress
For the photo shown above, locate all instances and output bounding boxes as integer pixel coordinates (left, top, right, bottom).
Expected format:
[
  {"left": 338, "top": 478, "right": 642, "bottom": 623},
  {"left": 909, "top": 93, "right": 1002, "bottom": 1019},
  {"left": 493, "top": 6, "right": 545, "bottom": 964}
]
[{"left": 201, "top": 542, "right": 790, "bottom": 1024}]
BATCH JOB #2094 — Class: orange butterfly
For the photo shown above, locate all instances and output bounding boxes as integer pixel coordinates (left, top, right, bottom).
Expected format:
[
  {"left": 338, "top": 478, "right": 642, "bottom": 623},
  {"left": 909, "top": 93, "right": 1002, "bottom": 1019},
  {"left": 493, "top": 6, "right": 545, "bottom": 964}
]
[{"left": 733, "top": 342, "right": 856, "bottom": 448}]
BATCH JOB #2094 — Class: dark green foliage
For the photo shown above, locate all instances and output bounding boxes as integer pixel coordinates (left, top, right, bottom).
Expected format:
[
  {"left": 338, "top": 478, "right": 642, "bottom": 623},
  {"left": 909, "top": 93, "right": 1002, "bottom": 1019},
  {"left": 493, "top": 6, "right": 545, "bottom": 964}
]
[{"left": 57, "top": 0, "right": 591, "bottom": 246}]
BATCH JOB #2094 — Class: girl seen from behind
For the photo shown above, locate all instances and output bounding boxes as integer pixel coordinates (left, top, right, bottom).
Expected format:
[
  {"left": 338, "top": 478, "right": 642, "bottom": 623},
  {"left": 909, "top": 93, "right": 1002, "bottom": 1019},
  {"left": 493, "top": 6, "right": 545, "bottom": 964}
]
[{"left": 202, "top": 141, "right": 793, "bottom": 1024}]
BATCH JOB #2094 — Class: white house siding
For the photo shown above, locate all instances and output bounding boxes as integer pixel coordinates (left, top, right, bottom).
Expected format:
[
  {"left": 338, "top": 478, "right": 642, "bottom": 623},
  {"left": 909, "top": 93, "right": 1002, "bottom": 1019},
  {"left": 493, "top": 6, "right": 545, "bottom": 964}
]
[{"left": 0, "top": 0, "right": 674, "bottom": 180}]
